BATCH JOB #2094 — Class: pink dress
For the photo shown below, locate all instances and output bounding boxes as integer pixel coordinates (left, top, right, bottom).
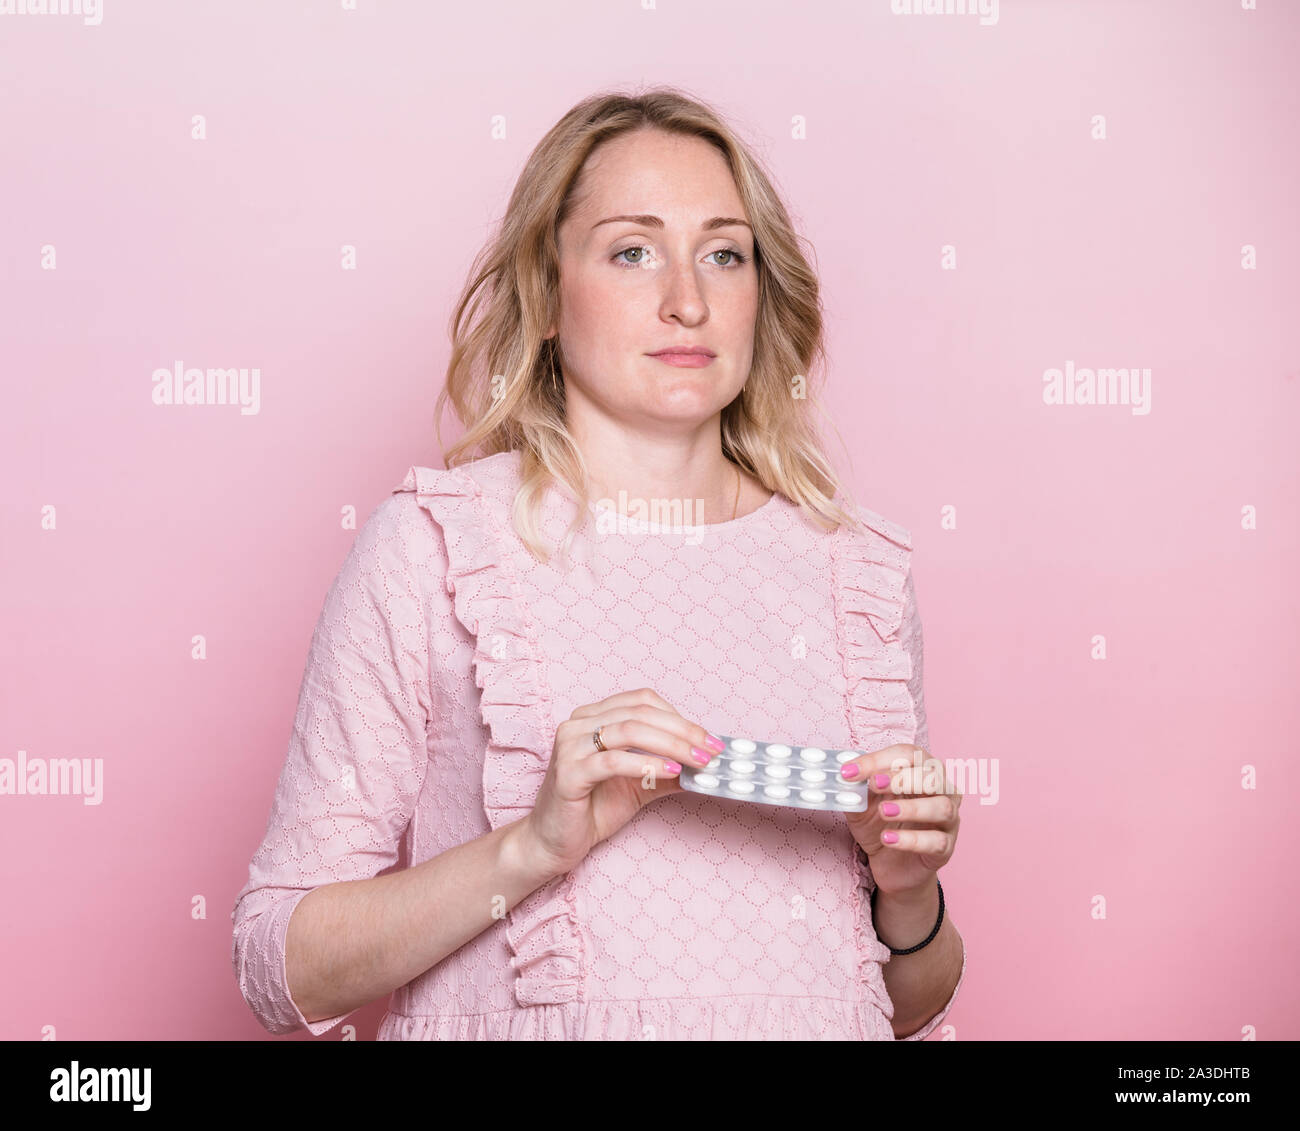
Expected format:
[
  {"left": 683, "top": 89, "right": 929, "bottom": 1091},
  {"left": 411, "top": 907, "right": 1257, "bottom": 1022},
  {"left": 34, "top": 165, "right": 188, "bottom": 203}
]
[{"left": 231, "top": 449, "right": 966, "bottom": 1039}]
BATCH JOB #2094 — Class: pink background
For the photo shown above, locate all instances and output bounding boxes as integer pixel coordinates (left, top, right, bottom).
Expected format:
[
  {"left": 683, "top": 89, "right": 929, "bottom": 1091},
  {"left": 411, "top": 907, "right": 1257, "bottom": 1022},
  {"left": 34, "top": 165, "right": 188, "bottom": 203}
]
[{"left": 2, "top": 0, "right": 1297, "bottom": 1040}]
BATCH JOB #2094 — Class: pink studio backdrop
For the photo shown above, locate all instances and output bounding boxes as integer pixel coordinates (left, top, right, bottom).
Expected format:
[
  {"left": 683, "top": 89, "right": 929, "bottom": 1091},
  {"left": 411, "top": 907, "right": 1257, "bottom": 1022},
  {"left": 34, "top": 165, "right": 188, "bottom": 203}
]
[{"left": 2, "top": 0, "right": 1297, "bottom": 1041}]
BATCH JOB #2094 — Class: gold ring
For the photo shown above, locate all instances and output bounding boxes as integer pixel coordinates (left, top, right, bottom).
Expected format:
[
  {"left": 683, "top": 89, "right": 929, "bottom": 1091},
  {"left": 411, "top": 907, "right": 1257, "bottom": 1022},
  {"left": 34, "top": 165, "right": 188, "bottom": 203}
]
[{"left": 592, "top": 726, "right": 606, "bottom": 752}]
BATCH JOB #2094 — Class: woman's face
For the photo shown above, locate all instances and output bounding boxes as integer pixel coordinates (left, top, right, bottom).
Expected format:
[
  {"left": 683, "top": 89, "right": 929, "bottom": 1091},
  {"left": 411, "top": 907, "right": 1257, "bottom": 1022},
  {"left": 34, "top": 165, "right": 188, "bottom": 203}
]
[{"left": 550, "top": 128, "right": 759, "bottom": 434}]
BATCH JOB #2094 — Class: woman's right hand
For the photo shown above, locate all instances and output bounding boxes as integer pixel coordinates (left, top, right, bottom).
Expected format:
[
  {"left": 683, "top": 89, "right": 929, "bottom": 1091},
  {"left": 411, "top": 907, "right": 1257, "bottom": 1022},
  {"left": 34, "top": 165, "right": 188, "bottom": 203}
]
[{"left": 519, "top": 687, "right": 724, "bottom": 878}]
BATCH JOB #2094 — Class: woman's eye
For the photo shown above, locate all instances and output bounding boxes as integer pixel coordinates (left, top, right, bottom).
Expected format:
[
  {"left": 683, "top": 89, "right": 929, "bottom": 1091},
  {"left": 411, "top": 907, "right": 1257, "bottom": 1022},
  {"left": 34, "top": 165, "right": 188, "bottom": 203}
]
[
  {"left": 707, "top": 248, "right": 748, "bottom": 267},
  {"left": 611, "top": 246, "right": 749, "bottom": 268}
]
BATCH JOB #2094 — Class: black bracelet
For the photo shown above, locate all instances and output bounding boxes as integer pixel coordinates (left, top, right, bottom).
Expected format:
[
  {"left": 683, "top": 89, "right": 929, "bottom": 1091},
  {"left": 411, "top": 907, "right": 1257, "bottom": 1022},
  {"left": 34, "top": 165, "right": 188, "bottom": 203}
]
[{"left": 870, "top": 878, "right": 944, "bottom": 955}]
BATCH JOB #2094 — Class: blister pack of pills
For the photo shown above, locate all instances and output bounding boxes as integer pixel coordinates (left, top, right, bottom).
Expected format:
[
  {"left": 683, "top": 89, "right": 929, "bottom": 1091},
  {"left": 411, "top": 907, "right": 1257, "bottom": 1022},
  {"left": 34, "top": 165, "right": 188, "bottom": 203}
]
[{"left": 677, "top": 734, "right": 871, "bottom": 813}]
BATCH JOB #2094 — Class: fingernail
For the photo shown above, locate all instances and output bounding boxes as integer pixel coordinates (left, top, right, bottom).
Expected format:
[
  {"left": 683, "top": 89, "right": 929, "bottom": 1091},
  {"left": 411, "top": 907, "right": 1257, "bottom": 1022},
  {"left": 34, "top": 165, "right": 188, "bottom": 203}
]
[
  {"left": 881, "top": 831, "right": 899, "bottom": 844},
  {"left": 840, "top": 764, "right": 860, "bottom": 780},
  {"left": 874, "top": 773, "right": 891, "bottom": 789},
  {"left": 690, "top": 747, "right": 712, "bottom": 765},
  {"left": 881, "top": 802, "right": 900, "bottom": 817},
  {"left": 704, "top": 735, "right": 725, "bottom": 752},
  {"left": 664, "top": 761, "right": 681, "bottom": 774}
]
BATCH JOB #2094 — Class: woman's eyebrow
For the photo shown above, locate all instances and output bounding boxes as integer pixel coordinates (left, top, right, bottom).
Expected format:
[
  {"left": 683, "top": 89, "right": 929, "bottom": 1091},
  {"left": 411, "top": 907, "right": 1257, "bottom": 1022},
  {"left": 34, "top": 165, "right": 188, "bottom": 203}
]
[{"left": 590, "top": 214, "right": 752, "bottom": 233}]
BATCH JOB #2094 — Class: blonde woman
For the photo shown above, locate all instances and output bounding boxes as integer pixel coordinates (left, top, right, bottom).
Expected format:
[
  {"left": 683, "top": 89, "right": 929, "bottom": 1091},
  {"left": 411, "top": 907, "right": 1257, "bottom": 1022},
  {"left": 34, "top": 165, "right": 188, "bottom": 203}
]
[{"left": 232, "top": 87, "right": 967, "bottom": 1040}]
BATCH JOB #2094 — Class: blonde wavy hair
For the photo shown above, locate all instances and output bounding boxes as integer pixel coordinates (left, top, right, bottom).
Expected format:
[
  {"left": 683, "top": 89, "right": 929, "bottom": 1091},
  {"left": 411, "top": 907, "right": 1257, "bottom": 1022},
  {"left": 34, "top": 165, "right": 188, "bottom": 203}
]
[{"left": 435, "top": 84, "right": 867, "bottom": 564}]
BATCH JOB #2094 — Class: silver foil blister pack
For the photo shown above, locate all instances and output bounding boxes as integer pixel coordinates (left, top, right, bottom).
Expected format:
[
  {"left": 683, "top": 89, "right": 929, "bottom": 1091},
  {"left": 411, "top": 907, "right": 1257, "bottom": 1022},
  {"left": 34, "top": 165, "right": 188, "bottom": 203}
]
[{"left": 677, "top": 734, "right": 870, "bottom": 813}]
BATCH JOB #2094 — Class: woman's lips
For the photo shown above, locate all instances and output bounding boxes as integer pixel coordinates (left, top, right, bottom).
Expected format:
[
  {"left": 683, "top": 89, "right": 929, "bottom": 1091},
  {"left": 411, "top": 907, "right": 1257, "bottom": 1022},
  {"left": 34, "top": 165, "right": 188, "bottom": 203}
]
[{"left": 648, "top": 352, "right": 716, "bottom": 368}]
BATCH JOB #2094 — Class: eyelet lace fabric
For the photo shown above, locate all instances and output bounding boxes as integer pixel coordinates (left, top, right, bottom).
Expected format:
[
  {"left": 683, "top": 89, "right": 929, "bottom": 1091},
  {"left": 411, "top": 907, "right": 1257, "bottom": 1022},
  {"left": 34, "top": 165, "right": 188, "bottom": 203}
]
[{"left": 231, "top": 450, "right": 965, "bottom": 1039}]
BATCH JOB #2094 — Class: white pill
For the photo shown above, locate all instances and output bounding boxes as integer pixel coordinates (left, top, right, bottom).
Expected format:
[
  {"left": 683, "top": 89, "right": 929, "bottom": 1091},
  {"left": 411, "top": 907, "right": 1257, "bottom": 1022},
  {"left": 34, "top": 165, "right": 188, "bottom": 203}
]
[
  {"left": 764, "top": 764, "right": 791, "bottom": 780},
  {"left": 764, "top": 784, "right": 791, "bottom": 800},
  {"left": 694, "top": 773, "right": 719, "bottom": 789},
  {"left": 799, "top": 747, "right": 827, "bottom": 764},
  {"left": 729, "top": 738, "right": 757, "bottom": 754},
  {"left": 764, "top": 744, "right": 792, "bottom": 760},
  {"left": 835, "top": 791, "right": 863, "bottom": 806},
  {"left": 729, "top": 759, "right": 756, "bottom": 775},
  {"left": 799, "top": 789, "right": 826, "bottom": 803},
  {"left": 800, "top": 768, "right": 827, "bottom": 784},
  {"left": 728, "top": 778, "right": 756, "bottom": 794},
  {"left": 836, "top": 750, "right": 858, "bottom": 764}
]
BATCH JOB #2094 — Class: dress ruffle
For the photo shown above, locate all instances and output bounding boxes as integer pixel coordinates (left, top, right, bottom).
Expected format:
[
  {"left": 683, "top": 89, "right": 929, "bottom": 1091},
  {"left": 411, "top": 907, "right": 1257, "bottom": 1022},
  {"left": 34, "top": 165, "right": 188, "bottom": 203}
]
[
  {"left": 392, "top": 465, "right": 584, "bottom": 1007},
  {"left": 376, "top": 993, "right": 898, "bottom": 1040},
  {"left": 852, "top": 842, "right": 895, "bottom": 1016},
  {"left": 830, "top": 502, "right": 923, "bottom": 1022},
  {"left": 830, "top": 502, "right": 918, "bottom": 752}
]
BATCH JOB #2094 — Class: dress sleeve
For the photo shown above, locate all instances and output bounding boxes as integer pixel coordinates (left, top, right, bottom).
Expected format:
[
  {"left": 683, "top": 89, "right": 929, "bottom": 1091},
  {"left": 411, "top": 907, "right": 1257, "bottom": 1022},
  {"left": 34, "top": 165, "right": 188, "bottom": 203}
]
[
  {"left": 893, "top": 568, "right": 966, "bottom": 1041},
  {"left": 230, "top": 492, "right": 434, "bottom": 1036}
]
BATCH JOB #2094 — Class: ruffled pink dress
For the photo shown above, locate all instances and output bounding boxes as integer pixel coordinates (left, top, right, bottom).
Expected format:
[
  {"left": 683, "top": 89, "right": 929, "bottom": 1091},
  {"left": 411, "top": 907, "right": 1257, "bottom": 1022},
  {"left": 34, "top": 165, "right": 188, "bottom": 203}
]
[{"left": 231, "top": 449, "right": 965, "bottom": 1039}]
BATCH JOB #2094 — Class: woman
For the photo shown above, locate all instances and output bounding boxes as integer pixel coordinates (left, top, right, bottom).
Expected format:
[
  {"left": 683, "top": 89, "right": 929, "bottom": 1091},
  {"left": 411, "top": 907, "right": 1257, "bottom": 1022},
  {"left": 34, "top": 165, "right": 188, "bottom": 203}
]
[{"left": 231, "top": 86, "right": 967, "bottom": 1040}]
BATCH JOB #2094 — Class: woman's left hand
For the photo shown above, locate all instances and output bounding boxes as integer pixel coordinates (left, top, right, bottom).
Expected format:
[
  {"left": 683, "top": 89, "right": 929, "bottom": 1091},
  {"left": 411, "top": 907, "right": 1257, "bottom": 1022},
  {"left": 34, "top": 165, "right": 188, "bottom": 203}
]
[{"left": 841, "top": 743, "right": 962, "bottom": 897}]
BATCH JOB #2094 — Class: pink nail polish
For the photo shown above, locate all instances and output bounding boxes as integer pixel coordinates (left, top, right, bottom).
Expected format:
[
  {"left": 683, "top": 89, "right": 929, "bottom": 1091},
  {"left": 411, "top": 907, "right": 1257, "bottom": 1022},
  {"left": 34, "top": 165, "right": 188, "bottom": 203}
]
[
  {"left": 704, "top": 735, "right": 725, "bottom": 753},
  {"left": 690, "top": 747, "right": 712, "bottom": 765},
  {"left": 664, "top": 761, "right": 682, "bottom": 773},
  {"left": 881, "top": 830, "right": 899, "bottom": 844},
  {"left": 874, "top": 773, "right": 891, "bottom": 789},
  {"left": 841, "top": 764, "right": 860, "bottom": 780},
  {"left": 881, "top": 802, "right": 900, "bottom": 817}
]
